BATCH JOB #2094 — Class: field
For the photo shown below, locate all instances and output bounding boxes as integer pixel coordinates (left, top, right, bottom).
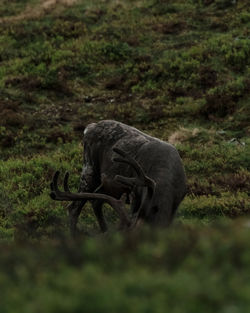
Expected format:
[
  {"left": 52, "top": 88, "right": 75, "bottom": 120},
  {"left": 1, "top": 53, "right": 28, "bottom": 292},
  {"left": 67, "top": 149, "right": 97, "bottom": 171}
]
[{"left": 0, "top": 0, "right": 250, "bottom": 312}]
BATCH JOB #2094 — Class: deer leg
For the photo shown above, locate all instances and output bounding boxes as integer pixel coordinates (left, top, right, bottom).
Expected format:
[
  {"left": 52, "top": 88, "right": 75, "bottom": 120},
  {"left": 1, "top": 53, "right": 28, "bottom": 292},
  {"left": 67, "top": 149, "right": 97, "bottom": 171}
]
[
  {"left": 130, "top": 188, "right": 144, "bottom": 226},
  {"left": 67, "top": 167, "right": 96, "bottom": 236},
  {"left": 67, "top": 200, "right": 87, "bottom": 237},
  {"left": 91, "top": 184, "right": 107, "bottom": 233},
  {"left": 150, "top": 201, "right": 173, "bottom": 227},
  {"left": 92, "top": 200, "right": 107, "bottom": 233}
]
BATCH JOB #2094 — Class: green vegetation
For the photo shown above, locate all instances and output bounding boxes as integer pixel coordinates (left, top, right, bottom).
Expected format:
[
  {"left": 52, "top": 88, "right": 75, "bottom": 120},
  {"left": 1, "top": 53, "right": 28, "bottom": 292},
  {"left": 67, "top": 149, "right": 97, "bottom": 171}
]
[
  {"left": 0, "top": 0, "right": 249, "bottom": 311},
  {"left": 1, "top": 224, "right": 250, "bottom": 313}
]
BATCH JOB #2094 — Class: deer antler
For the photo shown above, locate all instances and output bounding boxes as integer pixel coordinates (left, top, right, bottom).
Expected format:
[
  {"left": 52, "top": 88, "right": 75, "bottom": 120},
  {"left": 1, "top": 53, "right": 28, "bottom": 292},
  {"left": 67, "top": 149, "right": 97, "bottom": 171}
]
[
  {"left": 113, "top": 148, "right": 156, "bottom": 226},
  {"left": 113, "top": 147, "right": 156, "bottom": 194},
  {"left": 50, "top": 171, "right": 131, "bottom": 228}
]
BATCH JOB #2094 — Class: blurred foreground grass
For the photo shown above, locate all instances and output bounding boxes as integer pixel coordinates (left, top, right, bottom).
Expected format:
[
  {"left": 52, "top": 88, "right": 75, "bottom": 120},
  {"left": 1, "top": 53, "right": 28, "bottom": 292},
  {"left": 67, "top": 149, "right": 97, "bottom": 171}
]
[{"left": 1, "top": 223, "right": 250, "bottom": 313}]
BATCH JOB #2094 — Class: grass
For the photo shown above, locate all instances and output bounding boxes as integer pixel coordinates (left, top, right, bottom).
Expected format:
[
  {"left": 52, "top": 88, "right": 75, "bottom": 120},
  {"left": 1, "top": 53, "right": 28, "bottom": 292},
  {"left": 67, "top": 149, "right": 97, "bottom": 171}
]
[
  {"left": 0, "top": 0, "right": 249, "bottom": 311},
  {"left": 1, "top": 223, "right": 250, "bottom": 312}
]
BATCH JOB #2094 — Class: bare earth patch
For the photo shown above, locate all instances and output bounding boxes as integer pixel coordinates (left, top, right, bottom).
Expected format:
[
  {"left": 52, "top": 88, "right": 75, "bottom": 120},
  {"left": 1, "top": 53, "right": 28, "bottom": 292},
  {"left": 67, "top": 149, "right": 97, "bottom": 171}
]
[{"left": 0, "top": 0, "right": 78, "bottom": 23}]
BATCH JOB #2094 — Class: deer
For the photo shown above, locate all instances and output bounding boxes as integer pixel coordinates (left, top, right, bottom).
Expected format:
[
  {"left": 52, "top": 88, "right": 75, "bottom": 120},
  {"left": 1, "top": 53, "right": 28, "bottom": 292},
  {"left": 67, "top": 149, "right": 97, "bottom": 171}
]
[{"left": 50, "top": 120, "right": 187, "bottom": 237}]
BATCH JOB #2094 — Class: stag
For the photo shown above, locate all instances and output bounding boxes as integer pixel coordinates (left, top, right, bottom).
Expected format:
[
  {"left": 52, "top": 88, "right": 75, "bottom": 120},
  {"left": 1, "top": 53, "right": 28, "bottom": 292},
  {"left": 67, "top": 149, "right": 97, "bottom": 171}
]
[{"left": 50, "top": 120, "right": 187, "bottom": 236}]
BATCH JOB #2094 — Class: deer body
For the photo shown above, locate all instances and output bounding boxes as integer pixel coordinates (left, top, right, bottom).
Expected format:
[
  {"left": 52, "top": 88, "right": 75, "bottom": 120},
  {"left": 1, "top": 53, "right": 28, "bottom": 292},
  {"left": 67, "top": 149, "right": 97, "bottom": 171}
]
[{"left": 51, "top": 120, "right": 187, "bottom": 236}]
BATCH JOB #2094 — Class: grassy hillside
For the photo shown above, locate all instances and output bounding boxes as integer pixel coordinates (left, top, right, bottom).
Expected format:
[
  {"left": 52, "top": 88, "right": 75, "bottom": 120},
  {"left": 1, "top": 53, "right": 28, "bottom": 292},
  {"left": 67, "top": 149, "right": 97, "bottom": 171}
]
[{"left": 0, "top": 0, "right": 250, "bottom": 311}]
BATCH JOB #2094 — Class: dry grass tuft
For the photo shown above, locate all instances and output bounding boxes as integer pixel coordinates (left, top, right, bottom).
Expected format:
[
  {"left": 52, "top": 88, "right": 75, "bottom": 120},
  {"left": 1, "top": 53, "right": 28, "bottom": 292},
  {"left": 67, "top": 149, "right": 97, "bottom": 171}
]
[
  {"left": 0, "top": 0, "right": 78, "bottom": 23},
  {"left": 168, "top": 127, "right": 201, "bottom": 145}
]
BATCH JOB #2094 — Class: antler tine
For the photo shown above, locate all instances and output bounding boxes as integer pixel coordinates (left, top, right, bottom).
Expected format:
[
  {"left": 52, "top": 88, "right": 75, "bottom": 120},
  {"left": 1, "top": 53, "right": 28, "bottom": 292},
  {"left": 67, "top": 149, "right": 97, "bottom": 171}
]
[
  {"left": 64, "top": 172, "right": 70, "bottom": 193},
  {"left": 50, "top": 171, "right": 131, "bottom": 228},
  {"left": 114, "top": 176, "right": 138, "bottom": 188},
  {"left": 113, "top": 147, "right": 142, "bottom": 177},
  {"left": 113, "top": 147, "right": 156, "bottom": 192},
  {"left": 50, "top": 170, "right": 63, "bottom": 200}
]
